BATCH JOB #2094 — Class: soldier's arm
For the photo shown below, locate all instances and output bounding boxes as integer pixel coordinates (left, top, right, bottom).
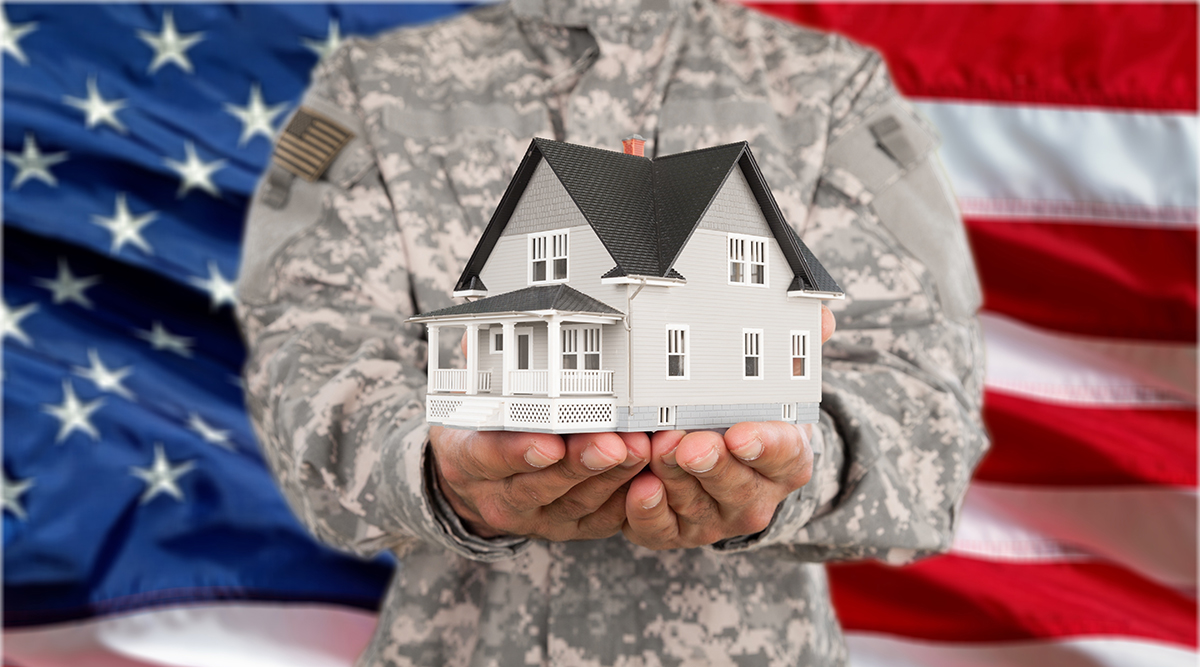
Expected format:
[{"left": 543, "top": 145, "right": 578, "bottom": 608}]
[
  {"left": 238, "top": 45, "right": 535, "bottom": 561},
  {"left": 701, "top": 47, "right": 990, "bottom": 562}
]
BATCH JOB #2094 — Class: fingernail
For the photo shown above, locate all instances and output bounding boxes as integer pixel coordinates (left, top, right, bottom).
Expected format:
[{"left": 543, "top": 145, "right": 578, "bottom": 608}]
[
  {"left": 619, "top": 453, "right": 644, "bottom": 468},
  {"left": 641, "top": 486, "right": 664, "bottom": 510},
  {"left": 662, "top": 448, "right": 678, "bottom": 468},
  {"left": 731, "top": 436, "right": 764, "bottom": 462},
  {"left": 581, "top": 443, "right": 619, "bottom": 471},
  {"left": 685, "top": 445, "right": 719, "bottom": 474},
  {"left": 524, "top": 447, "right": 556, "bottom": 468}
]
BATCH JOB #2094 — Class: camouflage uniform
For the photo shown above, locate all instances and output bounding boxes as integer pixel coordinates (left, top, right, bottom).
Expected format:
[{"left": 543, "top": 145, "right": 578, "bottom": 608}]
[{"left": 237, "top": 0, "right": 989, "bottom": 664}]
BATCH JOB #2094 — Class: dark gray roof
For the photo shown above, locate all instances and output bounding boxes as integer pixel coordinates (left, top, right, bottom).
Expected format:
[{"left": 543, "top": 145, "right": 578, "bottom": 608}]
[
  {"left": 413, "top": 284, "right": 623, "bottom": 320},
  {"left": 454, "top": 138, "right": 842, "bottom": 297}
]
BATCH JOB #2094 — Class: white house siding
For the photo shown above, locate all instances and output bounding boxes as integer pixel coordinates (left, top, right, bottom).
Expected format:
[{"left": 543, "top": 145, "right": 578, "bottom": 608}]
[
  {"left": 479, "top": 224, "right": 626, "bottom": 310},
  {"left": 501, "top": 160, "right": 589, "bottom": 236},
  {"left": 627, "top": 169, "right": 823, "bottom": 409},
  {"left": 478, "top": 209, "right": 631, "bottom": 401},
  {"left": 695, "top": 164, "right": 774, "bottom": 237}
]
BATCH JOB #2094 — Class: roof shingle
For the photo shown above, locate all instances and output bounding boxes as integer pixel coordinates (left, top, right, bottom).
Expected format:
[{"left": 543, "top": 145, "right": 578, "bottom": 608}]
[
  {"left": 412, "top": 284, "right": 623, "bottom": 321},
  {"left": 454, "top": 138, "right": 842, "bottom": 297}
]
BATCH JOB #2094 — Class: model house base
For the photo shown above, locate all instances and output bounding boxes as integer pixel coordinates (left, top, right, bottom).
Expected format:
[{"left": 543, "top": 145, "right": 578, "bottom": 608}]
[{"left": 428, "top": 395, "right": 821, "bottom": 433}]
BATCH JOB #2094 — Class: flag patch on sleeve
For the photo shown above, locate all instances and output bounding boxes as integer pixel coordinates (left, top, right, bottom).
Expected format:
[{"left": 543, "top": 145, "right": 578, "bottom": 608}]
[{"left": 271, "top": 107, "right": 354, "bottom": 182}]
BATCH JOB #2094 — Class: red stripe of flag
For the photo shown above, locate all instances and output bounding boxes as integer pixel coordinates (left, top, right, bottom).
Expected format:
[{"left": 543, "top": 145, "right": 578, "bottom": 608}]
[
  {"left": 748, "top": 2, "right": 1198, "bottom": 112},
  {"left": 828, "top": 556, "right": 1198, "bottom": 646},
  {"left": 966, "top": 219, "right": 1197, "bottom": 342},
  {"left": 975, "top": 390, "right": 1197, "bottom": 487}
]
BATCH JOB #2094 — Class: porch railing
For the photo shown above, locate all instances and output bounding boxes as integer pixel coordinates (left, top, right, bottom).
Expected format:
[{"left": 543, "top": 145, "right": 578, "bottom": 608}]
[
  {"left": 431, "top": 369, "right": 492, "bottom": 393},
  {"left": 508, "top": 369, "right": 614, "bottom": 395},
  {"left": 560, "top": 370, "right": 613, "bottom": 394},
  {"left": 509, "top": 369, "right": 548, "bottom": 395}
]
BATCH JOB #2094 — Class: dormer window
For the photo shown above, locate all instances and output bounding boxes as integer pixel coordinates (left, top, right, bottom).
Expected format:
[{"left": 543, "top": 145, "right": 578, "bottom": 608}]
[
  {"left": 728, "top": 233, "right": 767, "bottom": 286},
  {"left": 530, "top": 230, "right": 568, "bottom": 284}
]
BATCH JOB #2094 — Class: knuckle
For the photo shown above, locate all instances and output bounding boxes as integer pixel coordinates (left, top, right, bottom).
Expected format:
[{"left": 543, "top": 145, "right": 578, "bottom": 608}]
[
  {"left": 556, "top": 463, "right": 593, "bottom": 483},
  {"left": 541, "top": 523, "right": 576, "bottom": 542},
  {"left": 506, "top": 477, "right": 547, "bottom": 511},
  {"left": 578, "top": 518, "right": 622, "bottom": 542},
  {"left": 477, "top": 499, "right": 519, "bottom": 534},
  {"left": 679, "top": 496, "right": 716, "bottom": 522},
  {"left": 550, "top": 494, "right": 593, "bottom": 521},
  {"left": 737, "top": 506, "right": 775, "bottom": 535}
]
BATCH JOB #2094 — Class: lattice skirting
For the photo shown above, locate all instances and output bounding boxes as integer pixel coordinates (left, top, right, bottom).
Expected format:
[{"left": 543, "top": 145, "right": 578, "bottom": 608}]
[
  {"left": 426, "top": 397, "right": 464, "bottom": 421},
  {"left": 507, "top": 401, "right": 552, "bottom": 426}
]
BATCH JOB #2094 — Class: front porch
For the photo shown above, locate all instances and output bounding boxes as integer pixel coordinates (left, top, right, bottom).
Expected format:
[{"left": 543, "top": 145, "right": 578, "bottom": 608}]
[{"left": 408, "top": 284, "right": 627, "bottom": 432}]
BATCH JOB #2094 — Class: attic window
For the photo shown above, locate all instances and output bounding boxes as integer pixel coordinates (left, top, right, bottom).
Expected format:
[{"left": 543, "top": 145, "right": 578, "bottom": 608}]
[
  {"left": 728, "top": 234, "right": 768, "bottom": 287},
  {"left": 530, "top": 230, "right": 568, "bottom": 284}
]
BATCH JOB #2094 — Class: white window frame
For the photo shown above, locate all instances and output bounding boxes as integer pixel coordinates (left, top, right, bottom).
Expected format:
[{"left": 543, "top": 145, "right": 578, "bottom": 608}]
[
  {"left": 529, "top": 229, "right": 569, "bottom": 285},
  {"left": 781, "top": 403, "right": 796, "bottom": 422},
  {"left": 561, "top": 325, "right": 602, "bottom": 371},
  {"left": 743, "top": 328, "right": 763, "bottom": 379},
  {"left": 790, "top": 330, "right": 810, "bottom": 380},
  {"left": 657, "top": 406, "right": 676, "bottom": 427},
  {"left": 666, "top": 325, "right": 689, "bottom": 380},
  {"left": 489, "top": 326, "right": 503, "bottom": 354},
  {"left": 727, "top": 233, "right": 769, "bottom": 287}
]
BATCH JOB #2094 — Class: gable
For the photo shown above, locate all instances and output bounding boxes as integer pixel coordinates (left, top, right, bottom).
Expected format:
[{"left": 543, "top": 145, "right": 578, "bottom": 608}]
[
  {"left": 502, "top": 160, "right": 590, "bottom": 237},
  {"left": 696, "top": 167, "right": 774, "bottom": 237}
]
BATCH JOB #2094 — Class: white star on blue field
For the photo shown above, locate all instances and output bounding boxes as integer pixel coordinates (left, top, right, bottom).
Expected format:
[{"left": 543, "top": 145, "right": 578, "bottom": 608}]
[{"left": 2, "top": 1, "right": 472, "bottom": 630}]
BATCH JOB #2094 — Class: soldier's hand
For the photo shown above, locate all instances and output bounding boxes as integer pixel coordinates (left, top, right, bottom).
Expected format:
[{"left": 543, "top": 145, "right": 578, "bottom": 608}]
[
  {"left": 621, "top": 422, "right": 813, "bottom": 550},
  {"left": 430, "top": 425, "right": 650, "bottom": 541}
]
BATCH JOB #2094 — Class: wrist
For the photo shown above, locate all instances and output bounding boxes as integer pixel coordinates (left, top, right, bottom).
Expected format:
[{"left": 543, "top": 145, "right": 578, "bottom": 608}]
[{"left": 431, "top": 452, "right": 509, "bottom": 539}]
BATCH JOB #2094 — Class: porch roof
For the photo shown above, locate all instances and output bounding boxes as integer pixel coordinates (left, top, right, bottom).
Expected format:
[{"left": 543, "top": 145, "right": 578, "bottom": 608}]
[{"left": 409, "top": 285, "right": 623, "bottom": 323}]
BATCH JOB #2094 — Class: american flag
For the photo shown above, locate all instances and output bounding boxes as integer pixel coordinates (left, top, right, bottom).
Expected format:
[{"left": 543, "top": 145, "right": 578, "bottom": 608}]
[{"left": 4, "top": 4, "right": 1195, "bottom": 666}]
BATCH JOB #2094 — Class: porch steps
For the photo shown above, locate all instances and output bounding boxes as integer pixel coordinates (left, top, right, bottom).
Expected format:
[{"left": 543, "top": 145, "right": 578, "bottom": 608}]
[{"left": 450, "top": 397, "right": 505, "bottom": 428}]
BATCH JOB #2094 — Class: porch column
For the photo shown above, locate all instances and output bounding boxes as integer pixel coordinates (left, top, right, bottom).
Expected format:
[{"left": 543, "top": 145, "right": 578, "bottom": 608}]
[
  {"left": 501, "top": 321, "right": 515, "bottom": 396},
  {"left": 547, "top": 315, "right": 561, "bottom": 398},
  {"left": 466, "top": 323, "right": 479, "bottom": 395},
  {"left": 427, "top": 325, "right": 440, "bottom": 393}
]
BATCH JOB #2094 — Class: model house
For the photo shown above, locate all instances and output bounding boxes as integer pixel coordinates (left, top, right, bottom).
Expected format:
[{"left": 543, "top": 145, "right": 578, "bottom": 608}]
[{"left": 410, "top": 136, "right": 843, "bottom": 433}]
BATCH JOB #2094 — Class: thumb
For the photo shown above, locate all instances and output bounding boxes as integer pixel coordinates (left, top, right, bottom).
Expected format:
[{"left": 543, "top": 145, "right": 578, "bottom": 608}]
[{"left": 820, "top": 304, "right": 836, "bottom": 344}]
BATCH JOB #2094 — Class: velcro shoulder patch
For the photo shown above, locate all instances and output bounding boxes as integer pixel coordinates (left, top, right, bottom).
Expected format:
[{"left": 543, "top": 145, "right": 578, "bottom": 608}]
[
  {"left": 272, "top": 107, "right": 354, "bottom": 182},
  {"left": 869, "top": 115, "right": 919, "bottom": 168}
]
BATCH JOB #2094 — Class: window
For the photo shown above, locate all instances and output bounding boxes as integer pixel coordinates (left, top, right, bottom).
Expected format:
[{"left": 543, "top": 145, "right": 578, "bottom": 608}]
[
  {"left": 562, "top": 326, "right": 601, "bottom": 370},
  {"left": 781, "top": 403, "right": 796, "bottom": 421},
  {"left": 490, "top": 327, "right": 503, "bottom": 354},
  {"left": 791, "top": 331, "right": 810, "bottom": 379},
  {"left": 666, "top": 325, "right": 688, "bottom": 379},
  {"left": 743, "top": 329, "right": 762, "bottom": 379},
  {"left": 658, "top": 406, "right": 676, "bottom": 427},
  {"left": 728, "top": 234, "right": 768, "bottom": 286},
  {"left": 530, "top": 230, "right": 568, "bottom": 284}
]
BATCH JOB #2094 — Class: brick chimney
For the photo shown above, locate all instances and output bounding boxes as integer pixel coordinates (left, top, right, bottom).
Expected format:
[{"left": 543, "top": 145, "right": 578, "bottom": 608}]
[{"left": 622, "top": 134, "right": 646, "bottom": 157}]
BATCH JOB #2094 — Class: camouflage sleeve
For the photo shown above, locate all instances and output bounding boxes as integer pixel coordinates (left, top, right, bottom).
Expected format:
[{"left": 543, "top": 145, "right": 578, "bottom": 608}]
[
  {"left": 715, "top": 49, "right": 990, "bottom": 563},
  {"left": 237, "top": 44, "right": 529, "bottom": 562}
]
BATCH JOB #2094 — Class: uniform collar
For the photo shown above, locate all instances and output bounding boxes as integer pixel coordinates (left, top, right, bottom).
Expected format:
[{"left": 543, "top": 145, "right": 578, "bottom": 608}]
[{"left": 511, "top": 0, "right": 693, "bottom": 28}]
